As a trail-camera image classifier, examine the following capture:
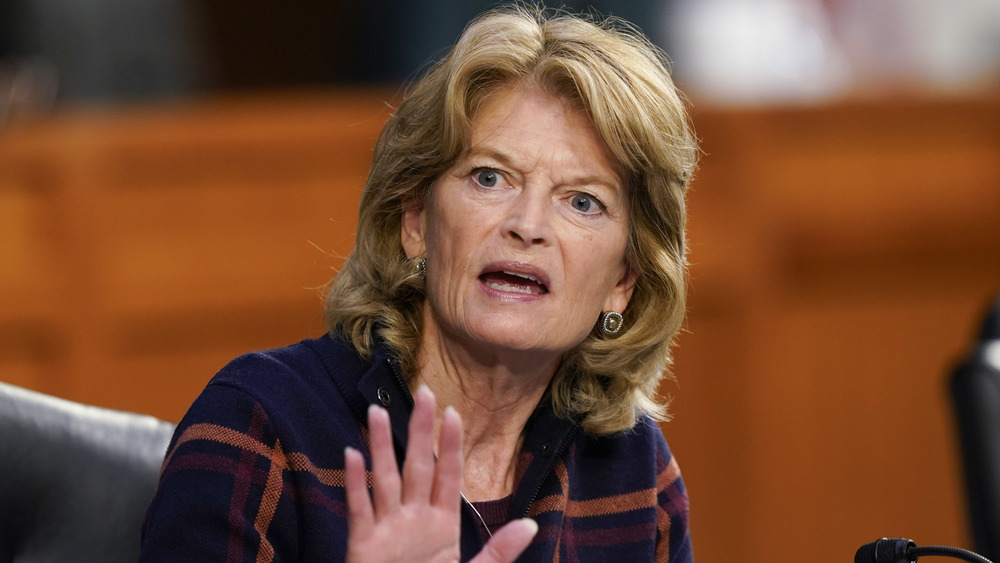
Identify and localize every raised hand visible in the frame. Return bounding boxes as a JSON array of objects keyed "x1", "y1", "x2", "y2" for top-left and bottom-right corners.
[{"x1": 344, "y1": 385, "x2": 537, "y2": 563}]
